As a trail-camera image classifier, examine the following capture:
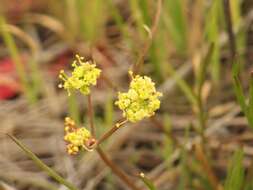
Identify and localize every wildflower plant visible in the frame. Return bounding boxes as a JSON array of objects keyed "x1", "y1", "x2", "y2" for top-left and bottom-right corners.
[
  {"x1": 9, "y1": 53, "x2": 162, "y2": 190},
  {"x1": 58, "y1": 55, "x2": 161, "y2": 190},
  {"x1": 6, "y1": 0, "x2": 165, "y2": 188}
]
